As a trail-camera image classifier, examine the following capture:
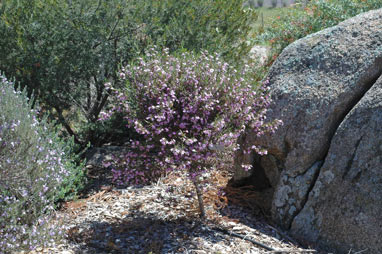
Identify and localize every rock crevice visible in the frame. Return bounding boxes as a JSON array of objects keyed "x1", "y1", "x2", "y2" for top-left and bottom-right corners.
[
  {"x1": 291, "y1": 65, "x2": 382, "y2": 226},
  {"x1": 286, "y1": 160, "x2": 322, "y2": 229},
  {"x1": 291, "y1": 75, "x2": 382, "y2": 253}
]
